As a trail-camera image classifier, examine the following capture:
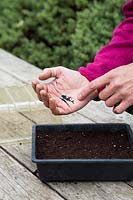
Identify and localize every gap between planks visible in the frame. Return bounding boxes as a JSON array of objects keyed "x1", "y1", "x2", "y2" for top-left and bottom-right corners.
[
  {"x1": 0, "y1": 146, "x2": 67, "y2": 200},
  {"x1": 1, "y1": 143, "x2": 133, "y2": 200}
]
